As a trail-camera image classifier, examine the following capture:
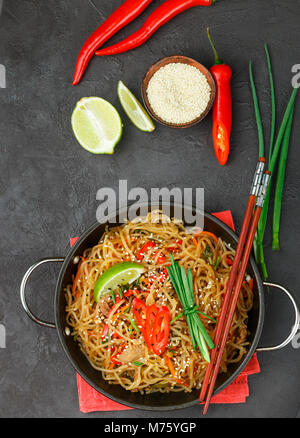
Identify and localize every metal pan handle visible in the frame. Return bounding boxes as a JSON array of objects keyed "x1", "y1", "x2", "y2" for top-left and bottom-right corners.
[
  {"x1": 20, "y1": 258, "x2": 64, "y2": 329},
  {"x1": 256, "y1": 282, "x2": 300, "y2": 352}
]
